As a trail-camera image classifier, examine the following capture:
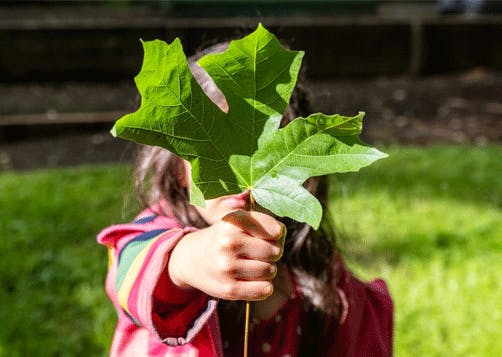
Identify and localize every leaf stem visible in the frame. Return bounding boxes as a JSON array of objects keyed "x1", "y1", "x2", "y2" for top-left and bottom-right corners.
[
  {"x1": 249, "y1": 192, "x2": 256, "y2": 211},
  {"x1": 244, "y1": 301, "x2": 250, "y2": 357}
]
